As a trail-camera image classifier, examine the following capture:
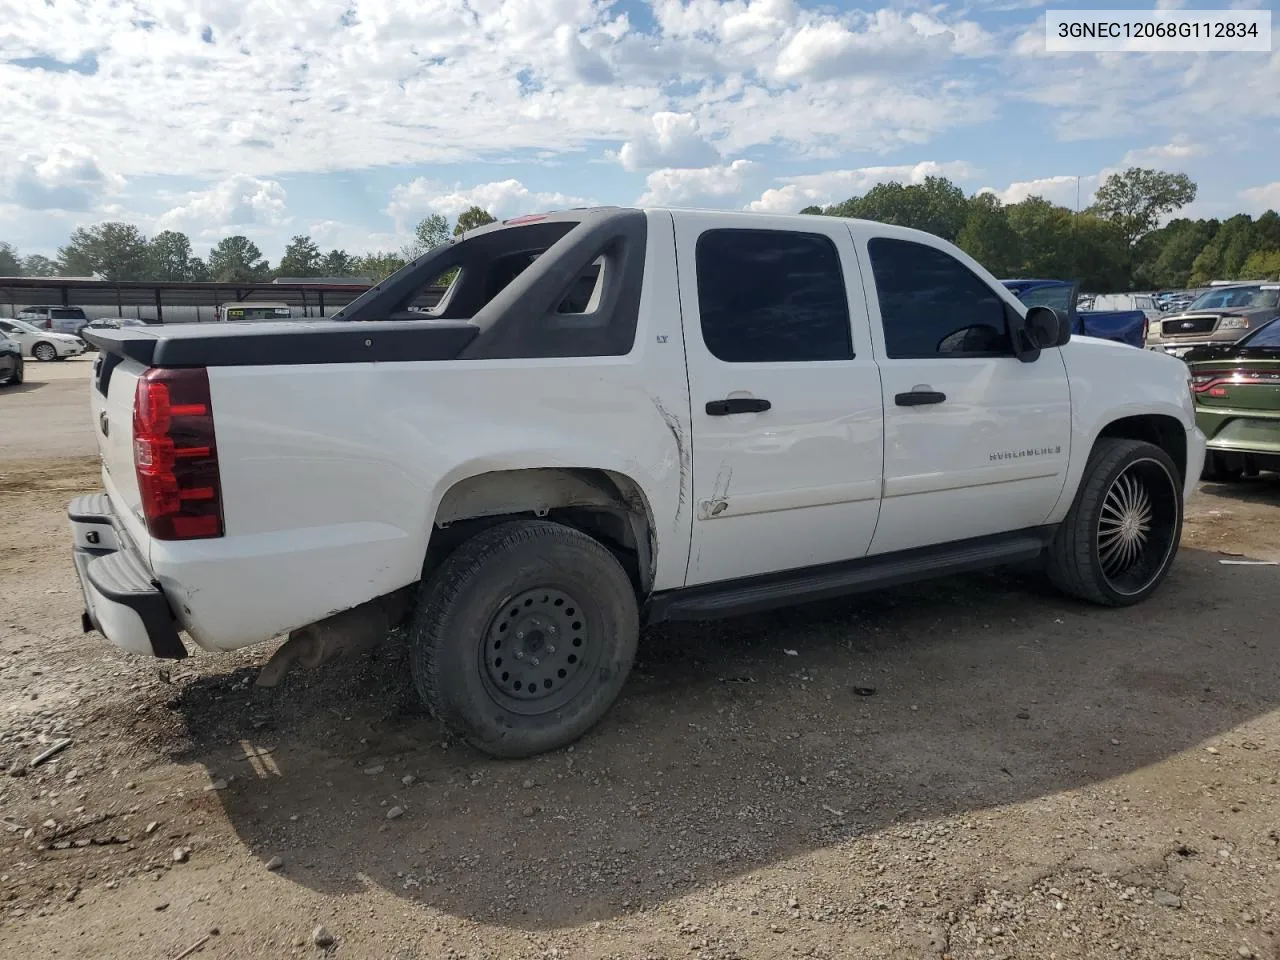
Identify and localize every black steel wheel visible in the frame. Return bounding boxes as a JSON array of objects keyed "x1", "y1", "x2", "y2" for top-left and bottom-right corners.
[
  {"x1": 409, "y1": 519, "x2": 639, "y2": 759},
  {"x1": 1047, "y1": 438, "x2": 1183, "y2": 606}
]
